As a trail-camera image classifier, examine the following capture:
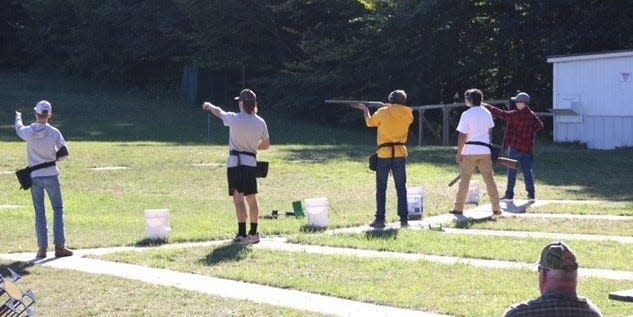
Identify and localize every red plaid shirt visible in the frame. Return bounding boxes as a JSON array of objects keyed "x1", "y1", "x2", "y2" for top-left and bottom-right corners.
[{"x1": 485, "y1": 104, "x2": 544, "y2": 153}]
